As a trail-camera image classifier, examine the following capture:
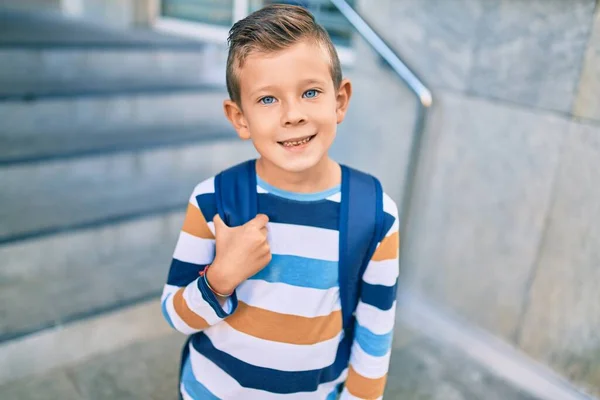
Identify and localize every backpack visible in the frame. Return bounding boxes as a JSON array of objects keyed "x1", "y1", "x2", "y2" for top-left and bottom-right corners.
[
  {"x1": 214, "y1": 159, "x2": 386, "y2": 336},
  {"x1": 178, "y1": 159, "x2": 386, "y2": 394}
]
